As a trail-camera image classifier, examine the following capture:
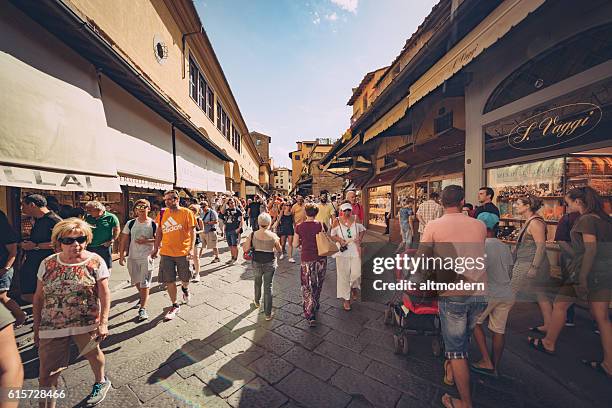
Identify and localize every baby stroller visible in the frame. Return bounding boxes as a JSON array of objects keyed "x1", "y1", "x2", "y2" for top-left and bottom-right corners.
[{"x1": 383, "y1": 249, "x2": 443, "y2": 356}]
